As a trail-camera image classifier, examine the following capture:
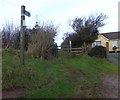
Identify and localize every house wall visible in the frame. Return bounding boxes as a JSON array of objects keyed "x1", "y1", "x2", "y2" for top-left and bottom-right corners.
[
  {"x1": 109, "y1": 40, "x2": 114, "y2": 51},
  {"x1": 92, "y1": 34, "x2": 120, "y2": 52},
  {"x1": 92, "y1": 35, "x2": 108, "y2": 47}
]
